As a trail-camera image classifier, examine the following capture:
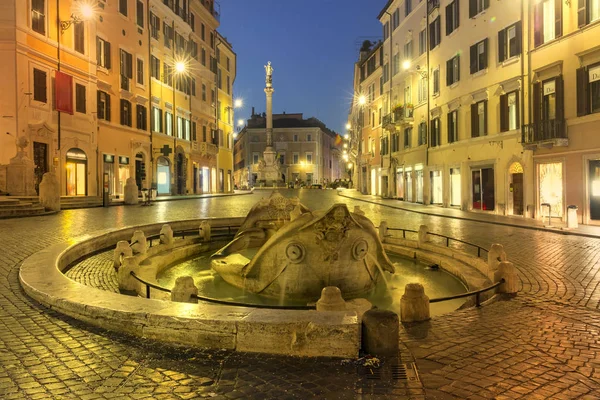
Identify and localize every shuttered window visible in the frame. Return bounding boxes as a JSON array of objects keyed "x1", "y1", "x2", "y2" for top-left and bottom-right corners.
[
  {"x1": 469, "y1": 39, "x2": 488, "y2": 74},
  {"x1": 120, "y1": 99, "x2": 132, "y2": 127},
  {"x1": 471, "y1": 100, "x2": 488, "y2": 137},
  {"x1": 97, "y1": 91, "x2": 110, "y2": 121},
  {"x1": 446, "y1": 1, "x2": 459, "y2": 36},
  {"x1": 446, "y1": 55, "x2": 460, "y2": 86},
  {"x1": 33, "y1": 68, "x2": 47, "y2": 103},
  {"x1": 75, "y1": 84, "x2": 86, "y2": 113},
  {"x1": 136, "y1": 105, "x2": 147, "y2": 130},
  {"x1": 498, "y1": 22, "x2": 522, "y2": 62},
  {"x1": 577, "y1": 65, "x2": 600, "y2": 116},
  {"x1": 448, "y1": 110, "x2": 458, "y2": 143},
  {"x1": 469, "y1": 0, "x2": 489, "y2": 18},
  {"x1": 429, "y1": 17, "x2": 441, "y2": 49},
  {"x1": 534, "y1": 0, "x2": 562, "y2": 47},
  {"x1": 500, "y1": 91, "x2": 520, "y2": 132},
  {"x1": 31, "y1": 0, "x2": 45, "y2": 35},
  {"x1": 431, "y1": 118, "x2": 441, "y2": 147}
]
